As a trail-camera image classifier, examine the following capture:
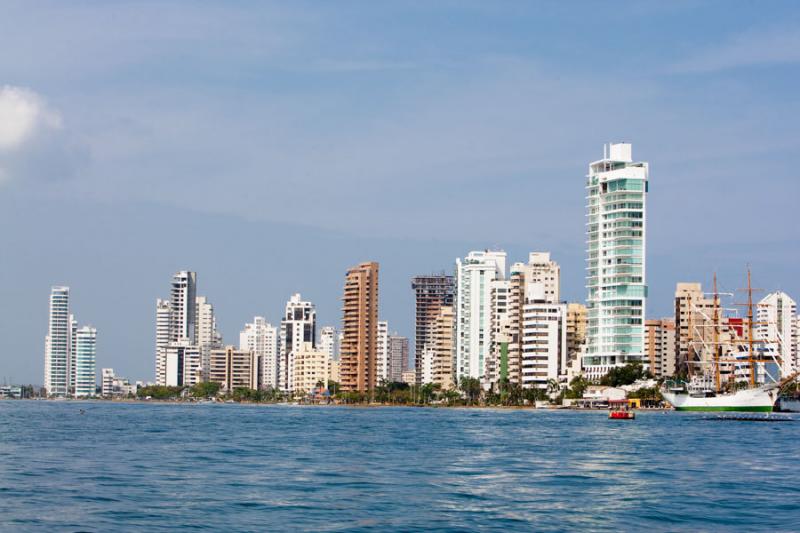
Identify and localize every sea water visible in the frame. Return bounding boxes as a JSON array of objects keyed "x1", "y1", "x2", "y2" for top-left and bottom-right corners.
[{"x1": 1, "y1": 401, "x2": 798, "y2": 531}]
